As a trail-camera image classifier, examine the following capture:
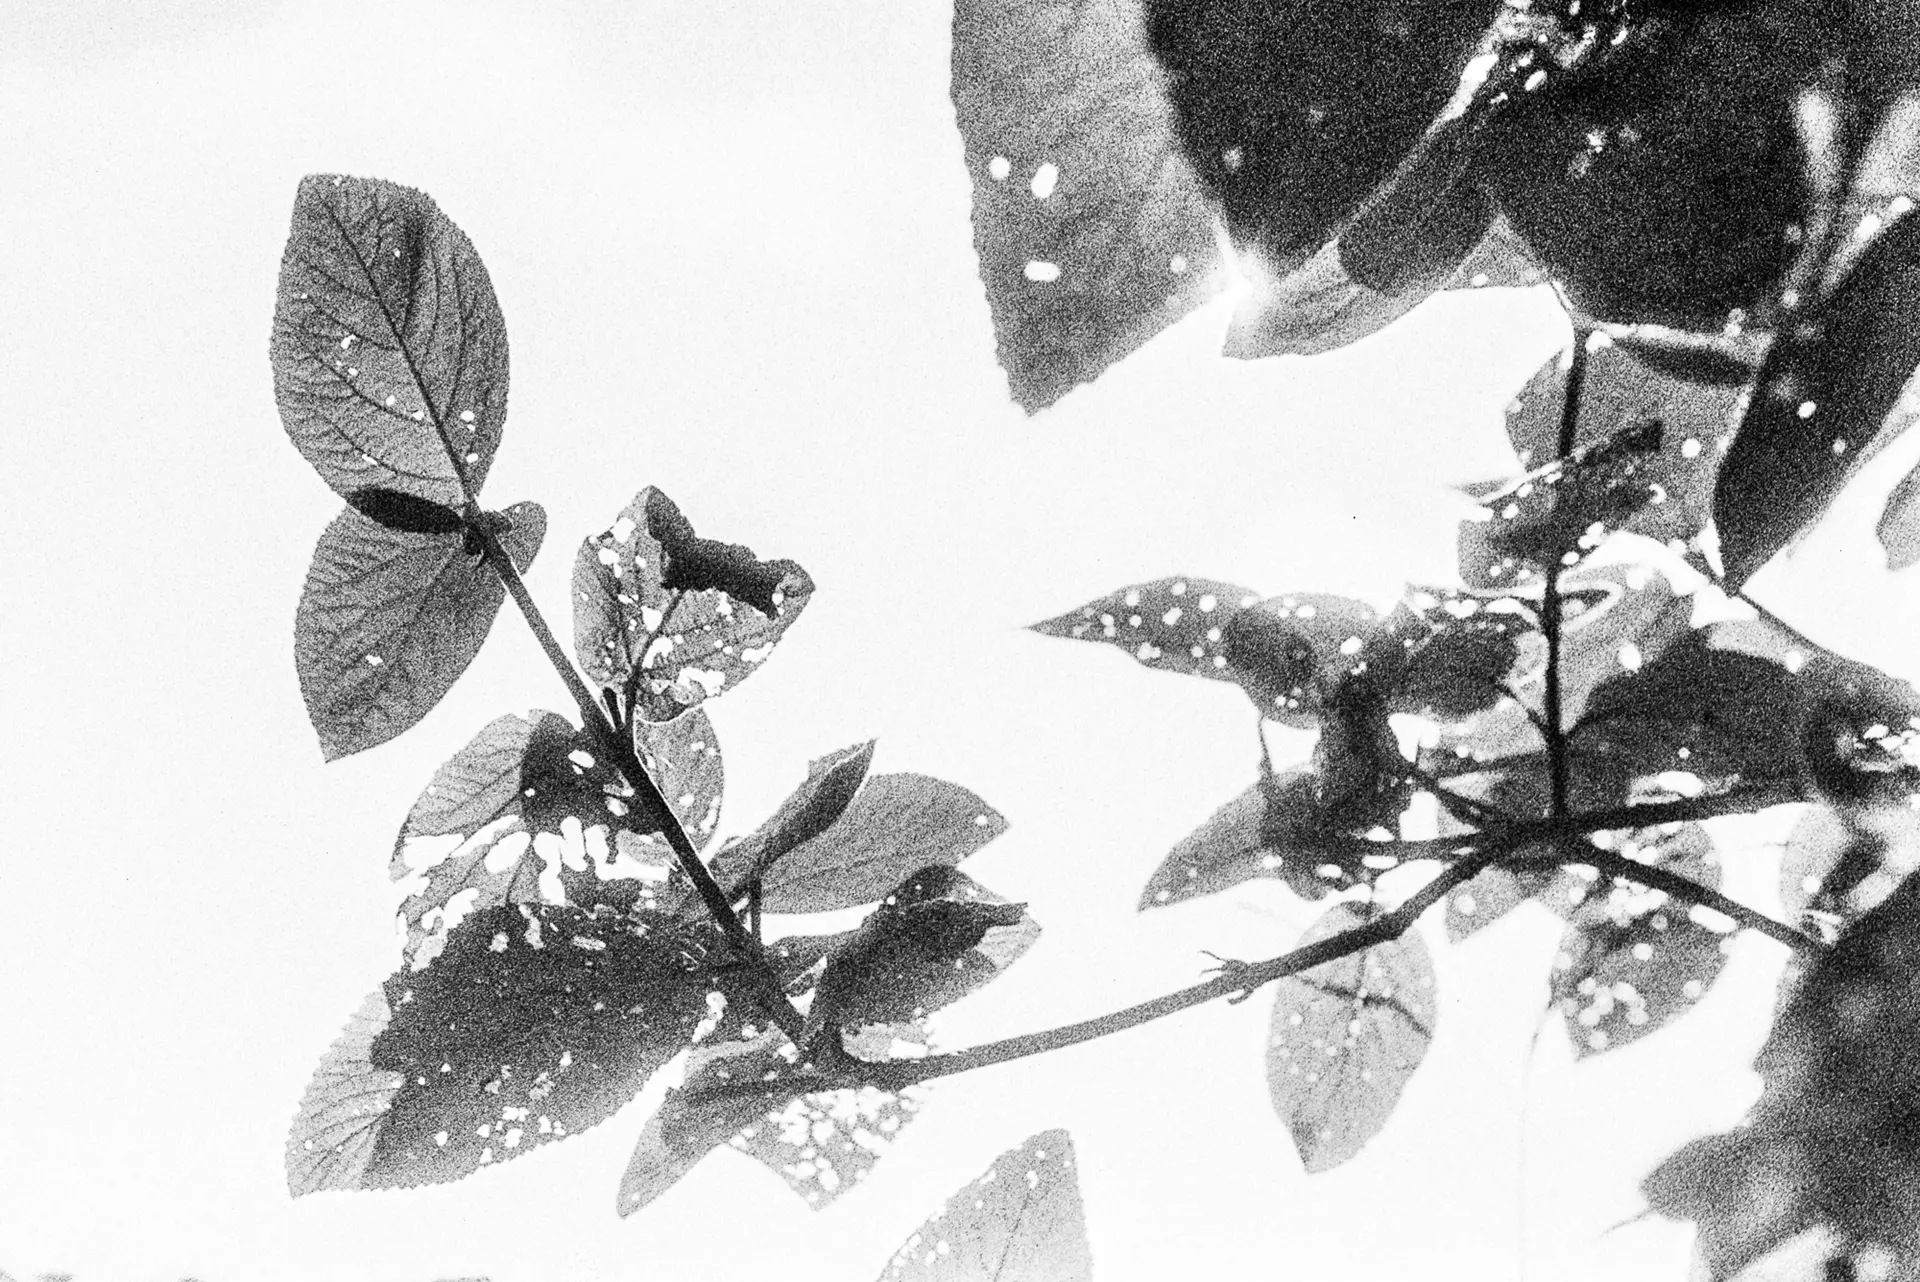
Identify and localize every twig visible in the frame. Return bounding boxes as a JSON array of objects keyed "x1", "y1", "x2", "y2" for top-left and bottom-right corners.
[{"x1": 1509, "y1": 848, "x2": 1820, "y2": 955}]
